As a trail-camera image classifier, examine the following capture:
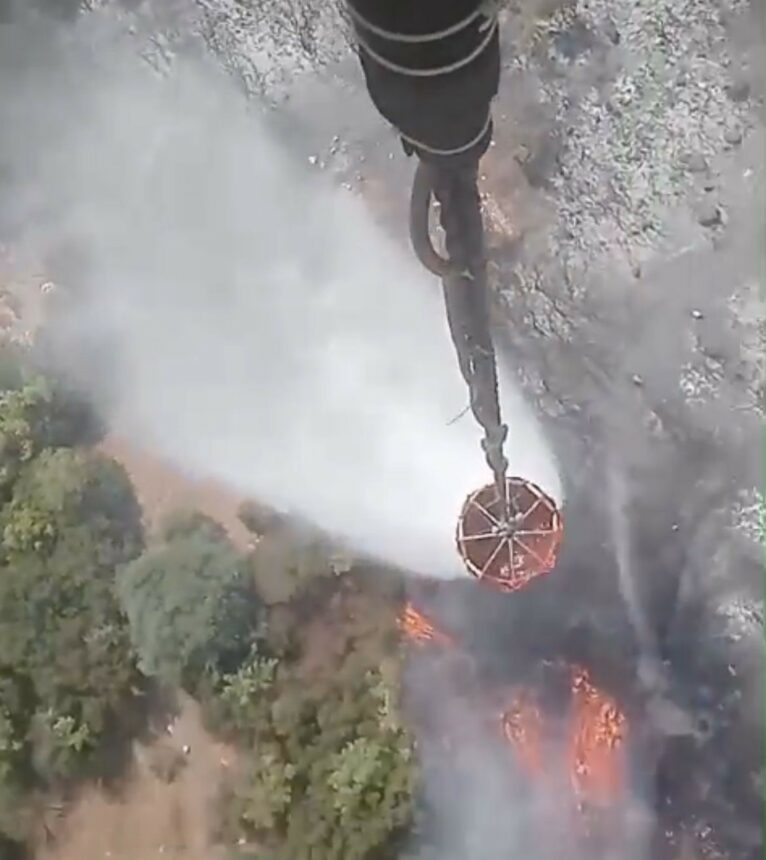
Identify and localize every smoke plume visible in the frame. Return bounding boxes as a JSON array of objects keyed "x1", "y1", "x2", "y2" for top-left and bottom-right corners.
[{"x1": 0, "y1": 10, "x2": 560, "y2": 577}]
